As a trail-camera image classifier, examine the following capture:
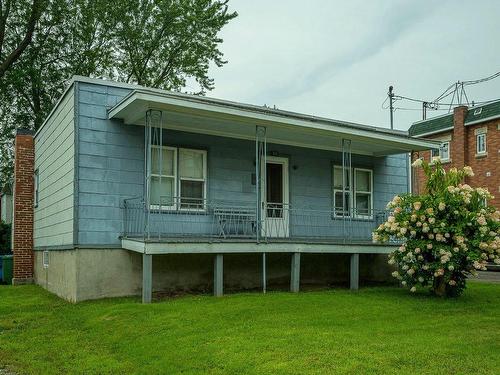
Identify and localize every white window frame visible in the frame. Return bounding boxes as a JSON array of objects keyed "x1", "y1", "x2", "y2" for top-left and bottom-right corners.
[
  {"x1": 431, "y1": 141, "x2": 450, "y2": 162},
  {"x1": 150, "y1": 145, "x2": 177, "y2": 210},
  {"x1": 353, "y1": 168, "x2": 373, "y2": 219},
  {"x1": 476, "y1": 133, "x2": 486, "y2": 154},
  {"x1": 34, "y1": 169, "x2": 39, "y2": 208},
  {"x1": 178, "y1": 148, "x2": 207, "y2": 212},
  {"x1": 440, "y1": 141, "x2": 450, "y2": 161},
  {"x1": 42, "y1": 250, "x2": 49, "y2": 269},
  {"x1": 332, "y1": 165, "x2": 352, "y2": 218}
]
